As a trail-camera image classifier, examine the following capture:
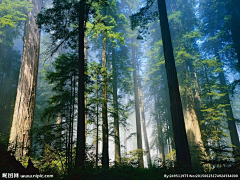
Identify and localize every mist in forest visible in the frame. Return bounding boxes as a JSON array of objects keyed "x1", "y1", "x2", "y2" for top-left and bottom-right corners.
[{"x1": 1, "y1": 0, "x2": 240, "y2": 178}]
